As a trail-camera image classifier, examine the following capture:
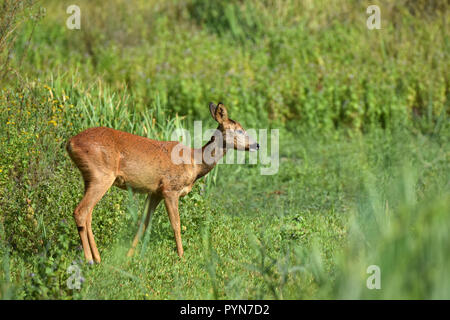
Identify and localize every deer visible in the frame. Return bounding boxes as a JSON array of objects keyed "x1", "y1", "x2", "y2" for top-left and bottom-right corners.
[{"x1": 66, "y1": 102, "x2": 259, "y2": 264}]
